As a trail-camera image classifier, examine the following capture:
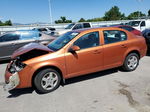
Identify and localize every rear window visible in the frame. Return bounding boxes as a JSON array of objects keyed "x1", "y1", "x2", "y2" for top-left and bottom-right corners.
[
  {"x1": 20, "y1": 31, "x2": 41, "y2": 40},
  {"x1": 120, "y1": 26, "x2": 134, "y2": 32}
]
